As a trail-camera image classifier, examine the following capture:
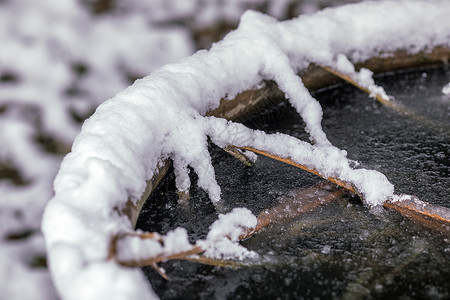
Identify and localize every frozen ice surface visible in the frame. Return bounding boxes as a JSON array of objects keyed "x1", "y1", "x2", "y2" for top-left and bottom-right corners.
[
  {"x1": 138, "y1": 129, "x2": 450, "y2": 299},
  {"x1": 34, "y1": 1, "x2": 450, "y2": 299}
]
